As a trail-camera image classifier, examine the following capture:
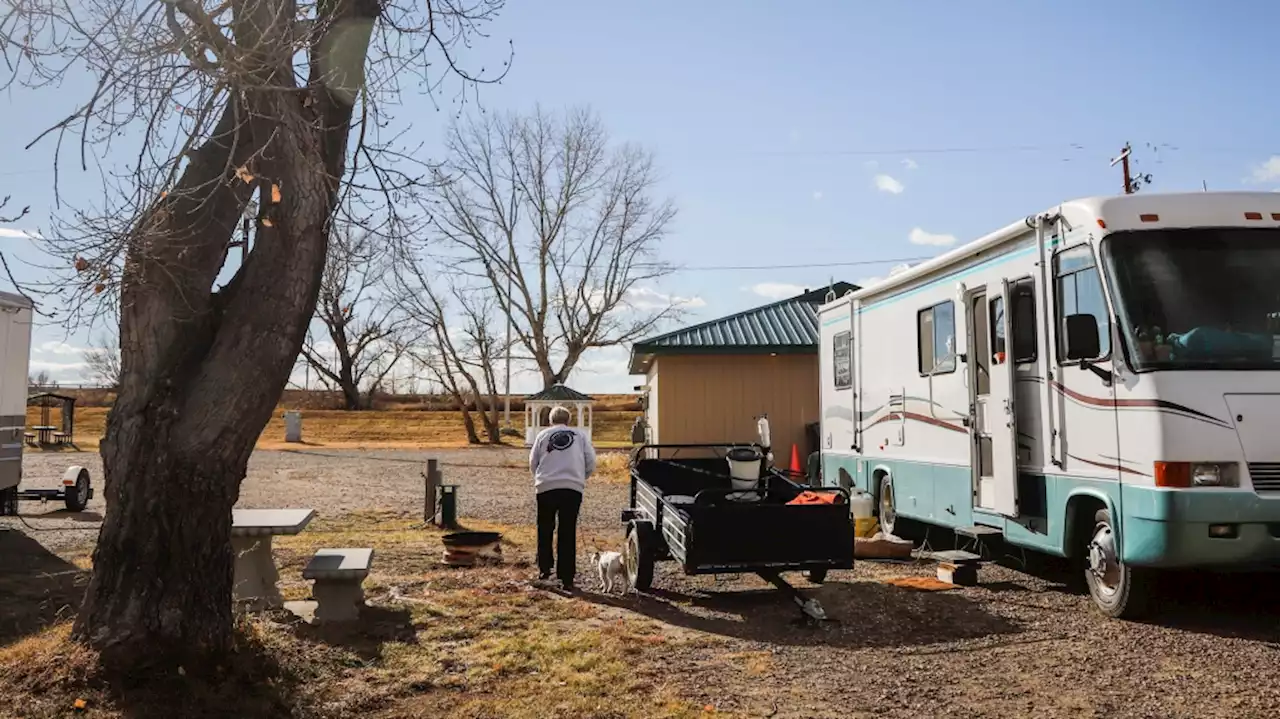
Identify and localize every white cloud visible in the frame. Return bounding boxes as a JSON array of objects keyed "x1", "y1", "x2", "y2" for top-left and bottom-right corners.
[
  {"x1": 625, "y1": 287, "x2": 705, "y2": 310},
  {"x1": 855, "y1": 263, "x2": 913, "y2": 290},
  {"x1": 1252, "y1": 156, "x2": 1280, "y2": 183},
  {"x1": 812, "y1": 190, "x2": 824, "y2": 201},
  {"x1": 908, "y1": 227, "x2": 957, "y2": 247},
  {"x1": 0, "y1": 228, "x2": 38, "y2": 239},
  {"x1": 874, "y1": 174, "x2": 905, "y2": 194},
  {"x1": 863, "y1": 160, "x2": 879, "y2": 171},
  {"x1": 902, "y1": 158, "x2": 919, "y2": 170},
  {"x1": 747, "y1": 282, "x2": 806, "y2": 300},
  {"x1": 34, "y1": 341, "x2": 85, "y2": 356}
]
